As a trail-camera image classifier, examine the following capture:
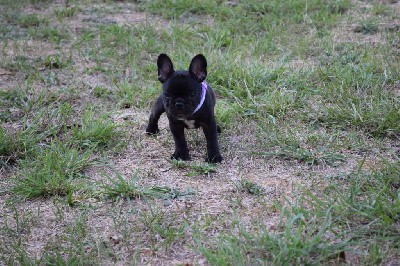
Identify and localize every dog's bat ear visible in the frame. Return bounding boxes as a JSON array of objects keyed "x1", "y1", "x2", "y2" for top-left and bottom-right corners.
[
  {"x1": 189, "y1": 54, "x2": 207, "y2": 82},
  {"x1": 157, "y1": 54, "x2": 174, "y2": 83}
]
